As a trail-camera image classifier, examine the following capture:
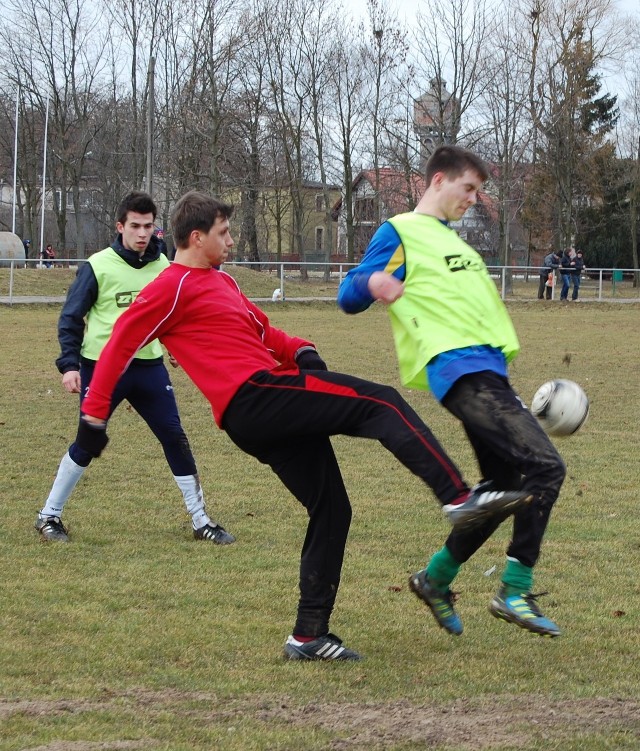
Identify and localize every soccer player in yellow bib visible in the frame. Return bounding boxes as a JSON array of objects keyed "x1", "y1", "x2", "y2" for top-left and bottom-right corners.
[
  {"x1": 35, "y1": 192, "x2": 234, "y2": 546},
  {"x1": 338, "y1": 146, "x2": 566, "y2": 637}
]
